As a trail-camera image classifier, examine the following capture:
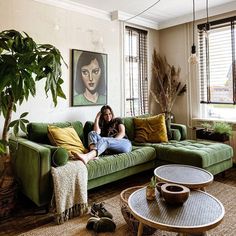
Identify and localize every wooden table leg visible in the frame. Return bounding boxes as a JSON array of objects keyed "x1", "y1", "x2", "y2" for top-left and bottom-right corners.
[{"x1": 137, "y1": 222, "x2": 144, "y2": 236}]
